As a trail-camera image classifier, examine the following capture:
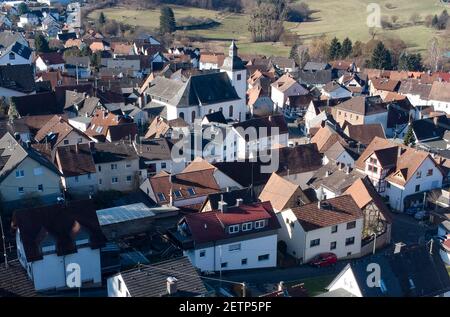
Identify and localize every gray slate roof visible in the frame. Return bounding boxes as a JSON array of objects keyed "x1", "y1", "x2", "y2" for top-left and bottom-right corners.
[{"x1": 118, "y1": 256, "x2": 208, "y2": 297}]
